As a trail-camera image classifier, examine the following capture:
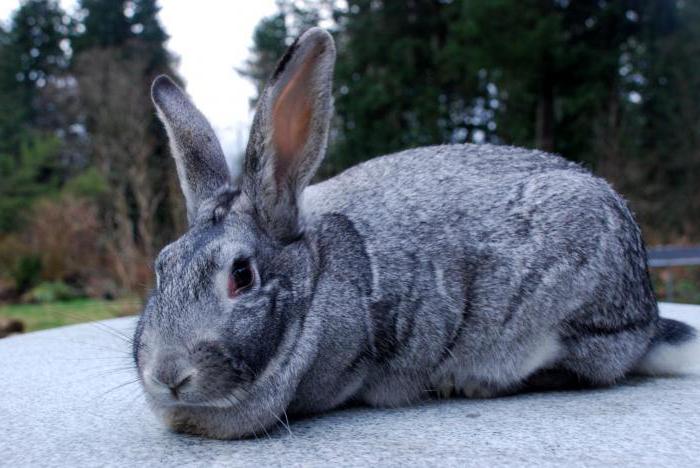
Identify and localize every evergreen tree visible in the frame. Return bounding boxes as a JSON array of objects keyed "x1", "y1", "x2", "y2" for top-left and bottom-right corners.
[
  {"x1": 0, "y1": 0, "x2": 71, "y2": 153},
  {"x1": 0, "y1": 135, "x2": 62, "y2": 231},
  {"x1": 73, "y1": 0, "x2": 131, "y2": 51},
  {"x1": 130, "y1": 0, "x2": 169, "y2": 68},
  {"x1": 0, "y1": 0, "x2": 72, "y2": 234},
  {"x1": 239, "y1": 12, "x2": 288, "y2": 108}
]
